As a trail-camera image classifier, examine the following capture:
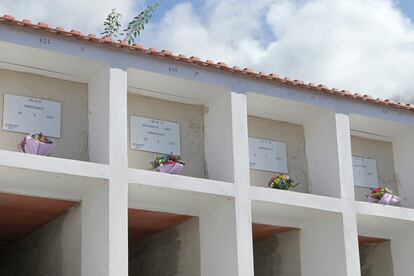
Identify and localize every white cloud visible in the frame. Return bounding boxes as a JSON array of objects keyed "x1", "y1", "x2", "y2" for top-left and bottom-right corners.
[
  {"x1": 1, "y1": 0, "x2": 414, "y2": 101},
  {"x1": 142, "y1": 0, "x2": 414, "y2": 101},
  {"x1": 0, "y1": 0, "x2": 137, "y2": 34}
]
